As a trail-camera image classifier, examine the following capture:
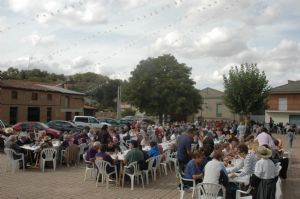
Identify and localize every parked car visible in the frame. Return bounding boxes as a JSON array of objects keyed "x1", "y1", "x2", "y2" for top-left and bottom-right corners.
[
  {"x1": 73, "y1": 116, "x2": 110, "y2": 128},
  {"x1": 12, "y1": 122, "x2": 61, "y2": 139},
  {"x1": 98, "y1": 118, "x2": 120, "y2": 127},
  {"x1": 47, "y1": 120, "x2": 83, "y2": 133}
]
